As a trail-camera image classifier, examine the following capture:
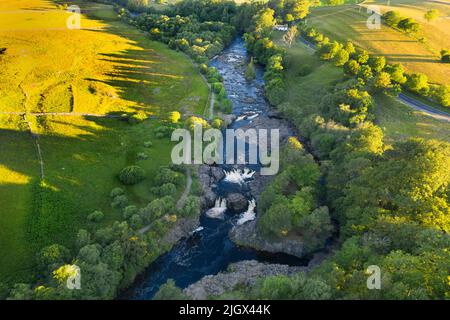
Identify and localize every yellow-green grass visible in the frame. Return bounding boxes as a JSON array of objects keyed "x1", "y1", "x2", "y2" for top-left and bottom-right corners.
[
  {"x1": 271, "y1": 30, "x2": 450, "y2": 143},
  {"x1": 362, "y1": 0, "x2": 450, "y2": 56},
  {"x1": 374, "y1": 93, "x2": 450, "y2": 144},
  {"x1": 0, "y1": 0, "x2": 207, "y2": 282},
  {"x1": 272, "y1": 30, "x2": 343, "y2": 115},
  {"x1": 307, "y1": 4, "x2": 450, "y2": 85}
]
